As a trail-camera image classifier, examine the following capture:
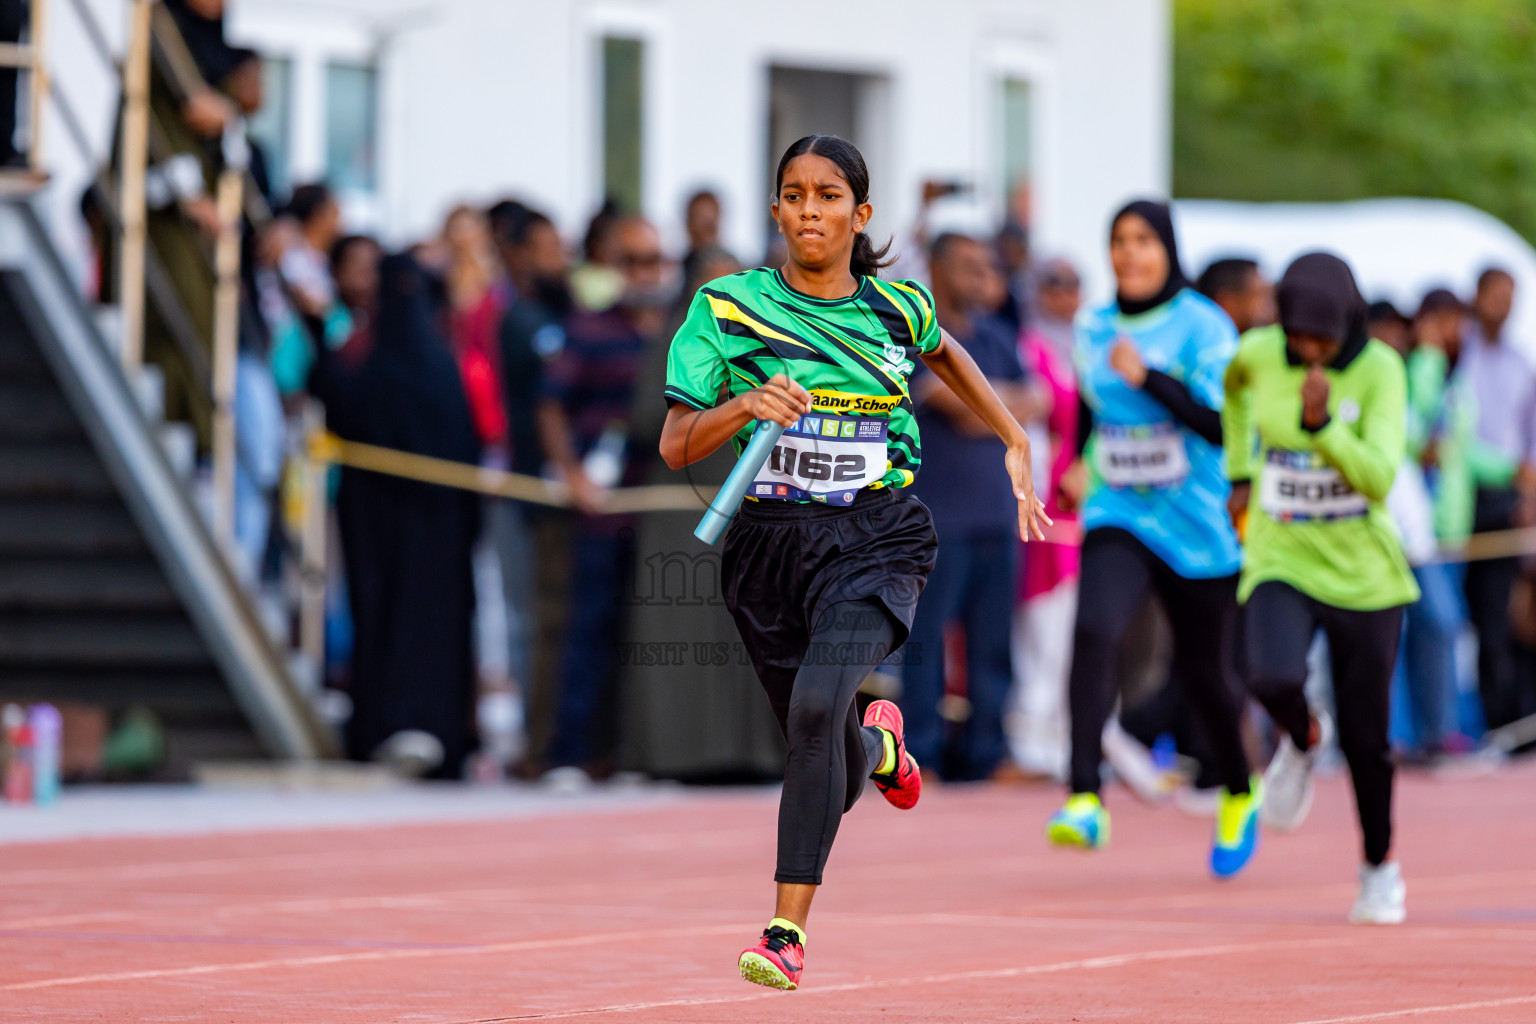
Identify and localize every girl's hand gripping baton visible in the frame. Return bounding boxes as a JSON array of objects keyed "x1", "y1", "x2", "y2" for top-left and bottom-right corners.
[{"x1": 693, "y1": 420, "x2": 787, "y2": 544}]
